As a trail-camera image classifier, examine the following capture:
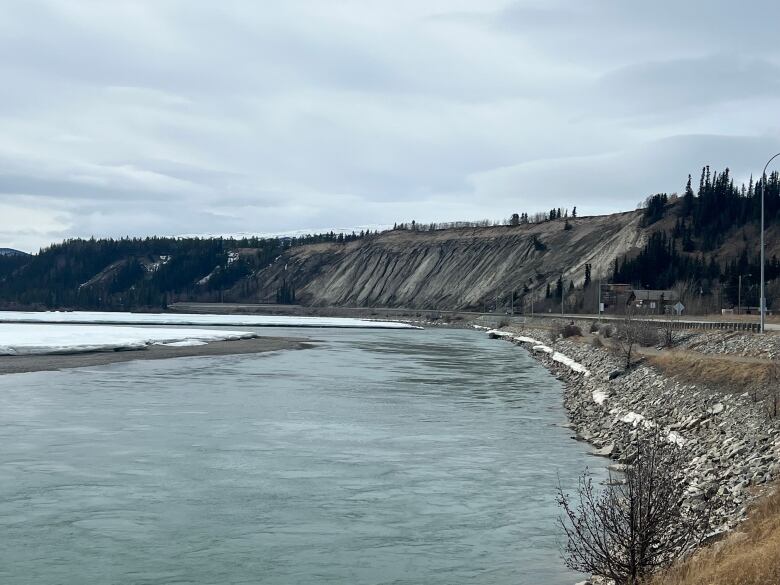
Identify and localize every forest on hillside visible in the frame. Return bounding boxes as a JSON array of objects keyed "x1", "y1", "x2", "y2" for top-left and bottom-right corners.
[
  {"x1": 611, "y1": 167, "x2": 780, "y2": 311},
  {"x1": 0, "y1": 230, "x2": 373, "y2": 310}
]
